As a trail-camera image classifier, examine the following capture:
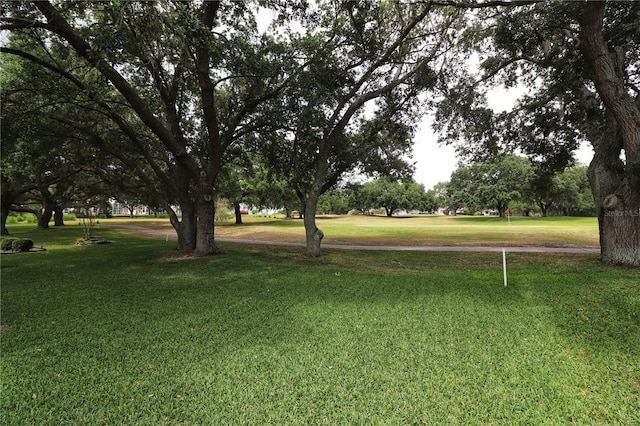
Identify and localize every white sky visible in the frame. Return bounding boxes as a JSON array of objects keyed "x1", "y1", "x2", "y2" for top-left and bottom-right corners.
[{"x1": 411, "y1": 88, "x2": 595, "y2": 190}]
